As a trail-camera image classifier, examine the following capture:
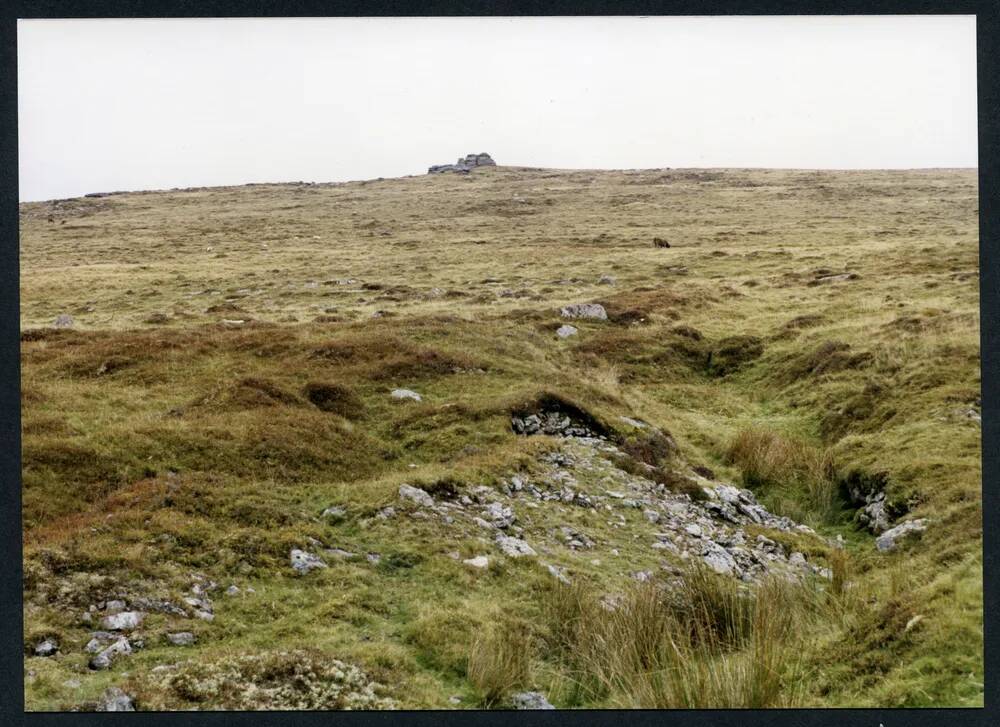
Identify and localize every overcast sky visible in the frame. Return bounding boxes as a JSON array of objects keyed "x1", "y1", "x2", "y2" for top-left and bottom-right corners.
[{"x1": 18, "y1": 15, "x2": 977, "y2": 202}]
